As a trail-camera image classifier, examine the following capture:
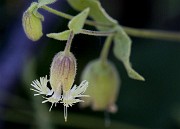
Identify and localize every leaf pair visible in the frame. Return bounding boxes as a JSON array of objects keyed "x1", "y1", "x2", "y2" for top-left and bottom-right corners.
[
  {"x1": 67, "y1": 0, "x2": 117, "y2": 31},
  {"x1": 66, "y1": 0, "x2": 145, "y2": 81},
  {"x1": 47, "y1": 8, "x2": 90, "y2": 40}
]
